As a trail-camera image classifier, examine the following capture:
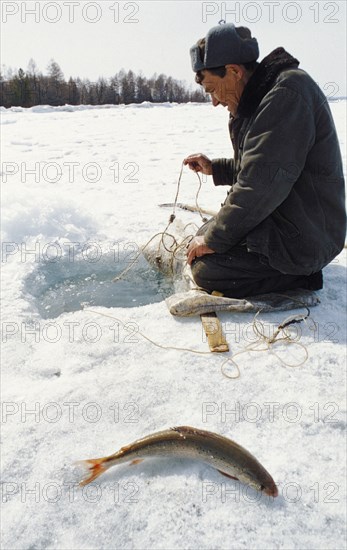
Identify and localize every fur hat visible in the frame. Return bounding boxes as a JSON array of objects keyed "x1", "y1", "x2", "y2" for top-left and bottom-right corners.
[{"x1": 190, "y1": 23, "x2": 259, "y2": 72}]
